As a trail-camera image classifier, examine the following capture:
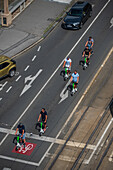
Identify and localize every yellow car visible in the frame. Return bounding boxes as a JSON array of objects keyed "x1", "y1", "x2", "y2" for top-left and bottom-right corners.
[{"x1": 0, "y1": 55, "x2": 16, "y2": 78}]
